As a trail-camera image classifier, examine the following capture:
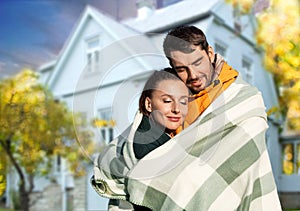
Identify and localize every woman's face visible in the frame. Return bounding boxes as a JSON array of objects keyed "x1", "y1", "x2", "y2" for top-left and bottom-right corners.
[{"x1": 145, "y1": 79, "x2": 189, "y2": 132}]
